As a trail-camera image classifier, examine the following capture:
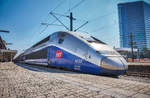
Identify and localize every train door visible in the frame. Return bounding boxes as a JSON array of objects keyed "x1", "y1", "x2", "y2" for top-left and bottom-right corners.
[
  {"x1": 48, "y1": 47, "x2": 56, "y2": 65},
  {"x1": 47, "y1": 47, "x2": 51, "y2": 65},
  {"x1": 48, "y1": 33, "x2": 58, "y2": 65}
]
